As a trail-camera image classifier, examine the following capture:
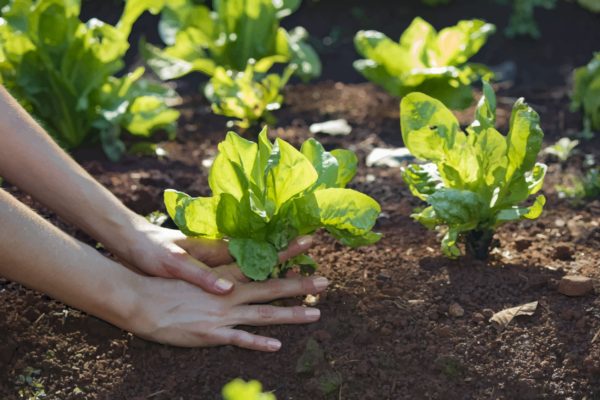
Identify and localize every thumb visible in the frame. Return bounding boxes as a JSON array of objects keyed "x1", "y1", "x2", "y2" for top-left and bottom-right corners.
[
  {"x1": 277, "y1": 235, "x2": 314, "y2": 263},
  {"x1": 163, "y1": 244, "x2": 234, "y2": 295}
]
